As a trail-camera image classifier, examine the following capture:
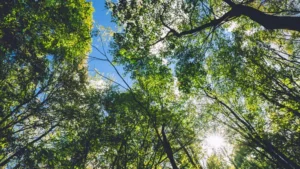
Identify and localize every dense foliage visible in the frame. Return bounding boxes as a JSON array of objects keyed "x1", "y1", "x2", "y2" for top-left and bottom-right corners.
[
  {"x1": 106, "y1": 0, "x2": 300, "y2": 168},
  {"x1": 1, "y1": 0, "x2": 300, "y2": 168},
  {"x1": 0, "y1": 0, "x2": 93, "y2": 167}
]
